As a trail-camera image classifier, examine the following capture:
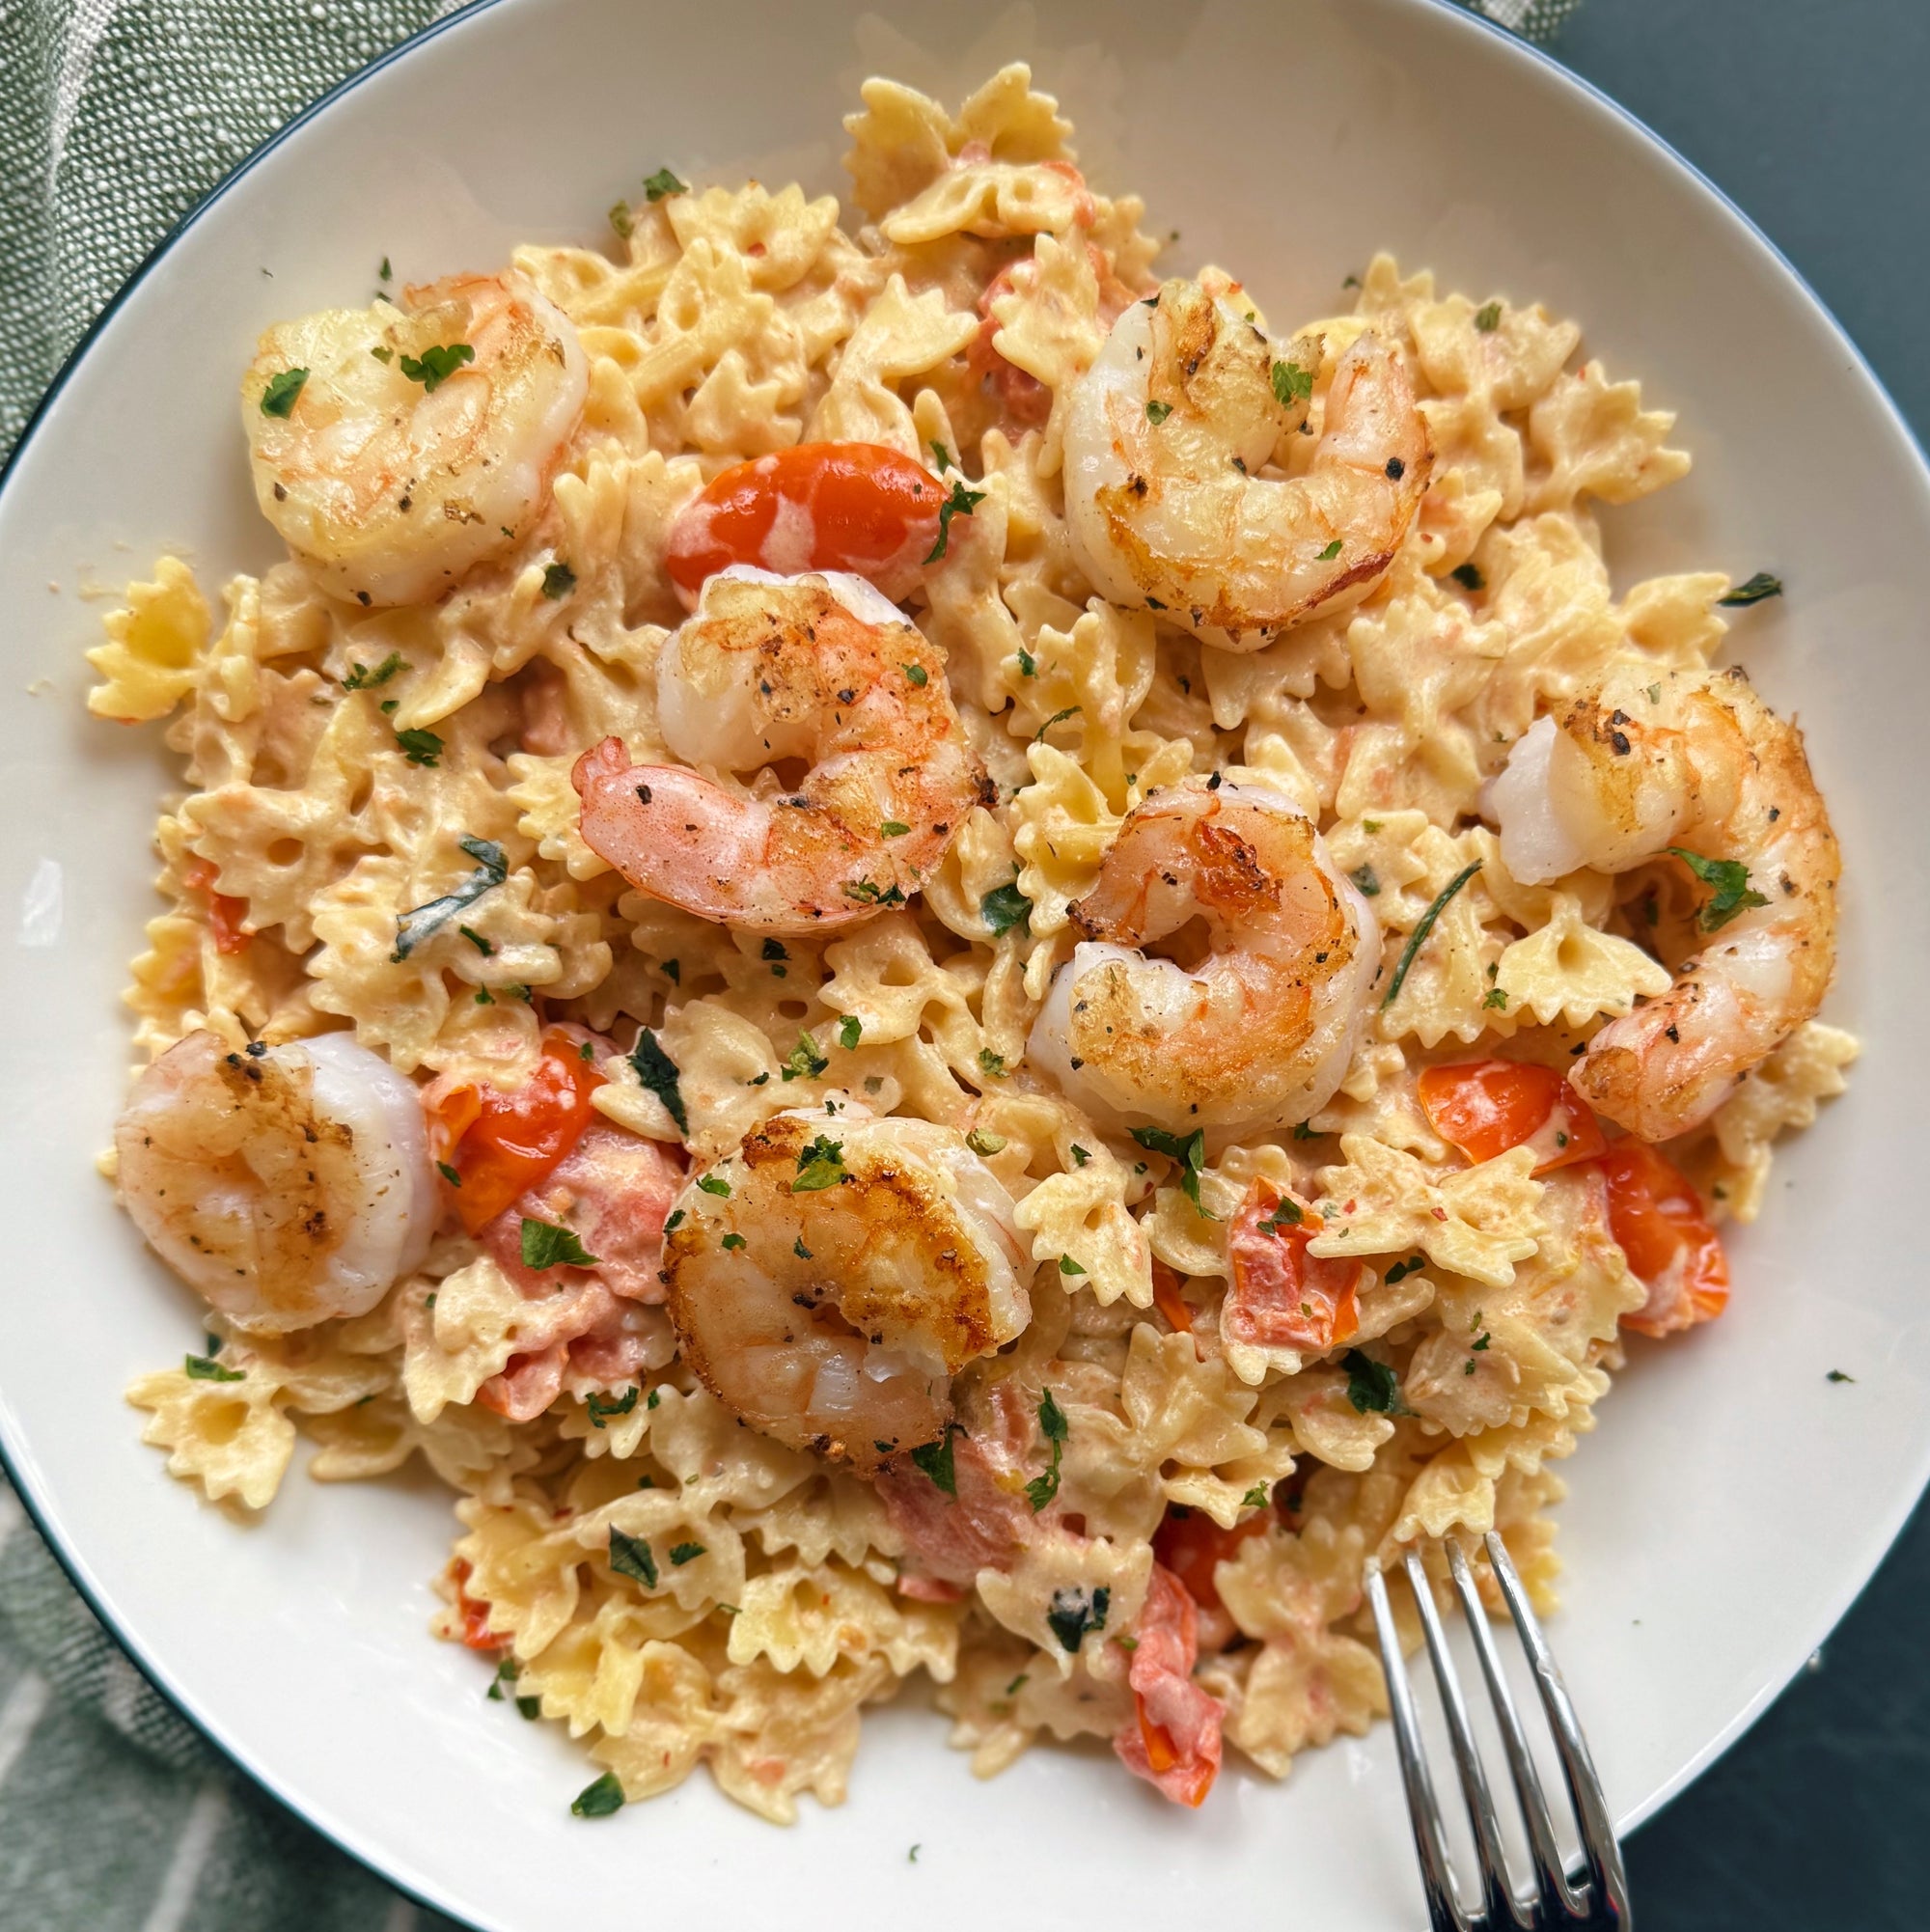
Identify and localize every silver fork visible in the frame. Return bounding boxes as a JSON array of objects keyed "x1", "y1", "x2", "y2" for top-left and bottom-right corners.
[{"x1": 1365, "y1": 1532, "x2": 1632, "y2": 1932}]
